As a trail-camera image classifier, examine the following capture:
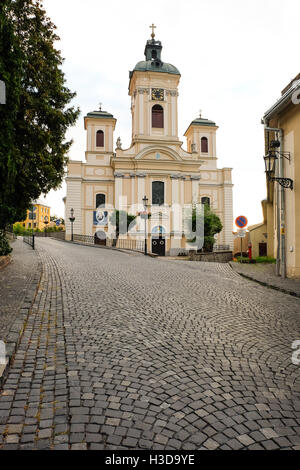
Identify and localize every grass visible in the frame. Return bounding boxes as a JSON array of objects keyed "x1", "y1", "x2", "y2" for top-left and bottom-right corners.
[
  {"x1": 254, "y1": 256, "x2": 276, "y2": 263},
  {"x1": 233, "y1": 256, "x2": 276, "y2": 264}
]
